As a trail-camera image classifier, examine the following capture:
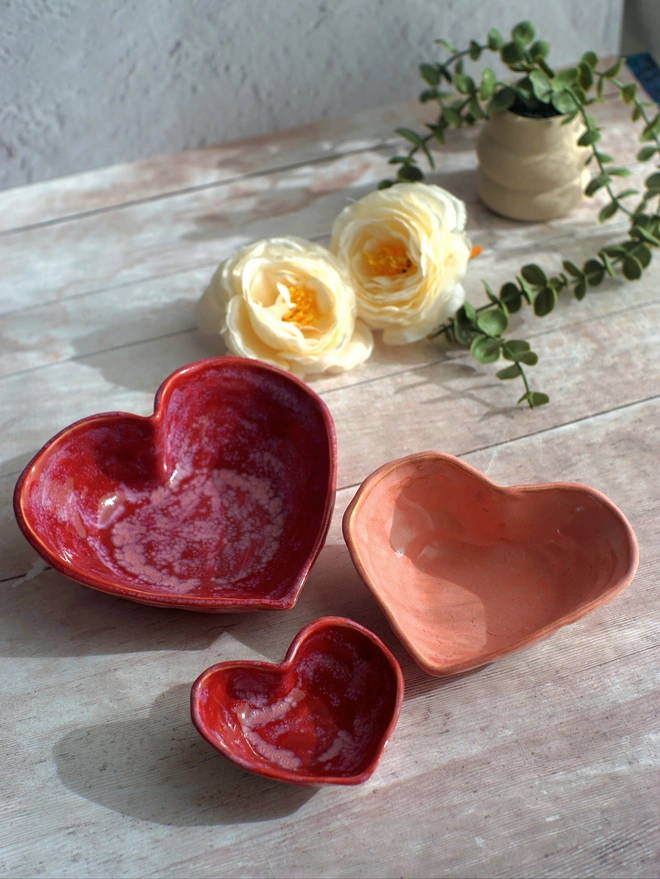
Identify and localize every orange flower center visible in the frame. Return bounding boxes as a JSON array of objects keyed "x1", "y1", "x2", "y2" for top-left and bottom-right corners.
[
  {"x1": 363, "y1": 241, "x2": 414, "y2": 276},
  {"x1": 281, "y1": 283, "x2": 321, "y2": 325}
]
